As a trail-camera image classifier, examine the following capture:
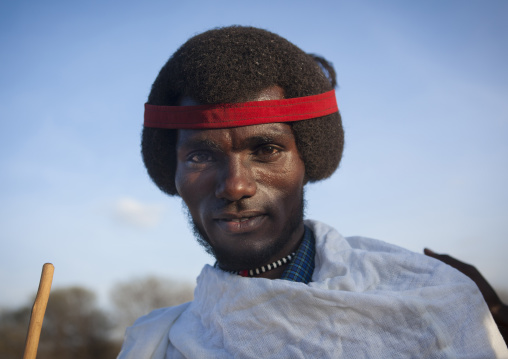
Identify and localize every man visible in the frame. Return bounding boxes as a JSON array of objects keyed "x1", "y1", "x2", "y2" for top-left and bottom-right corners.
[{"x1": 119, "y1": 26, "x2": 507, "y2": 358}]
